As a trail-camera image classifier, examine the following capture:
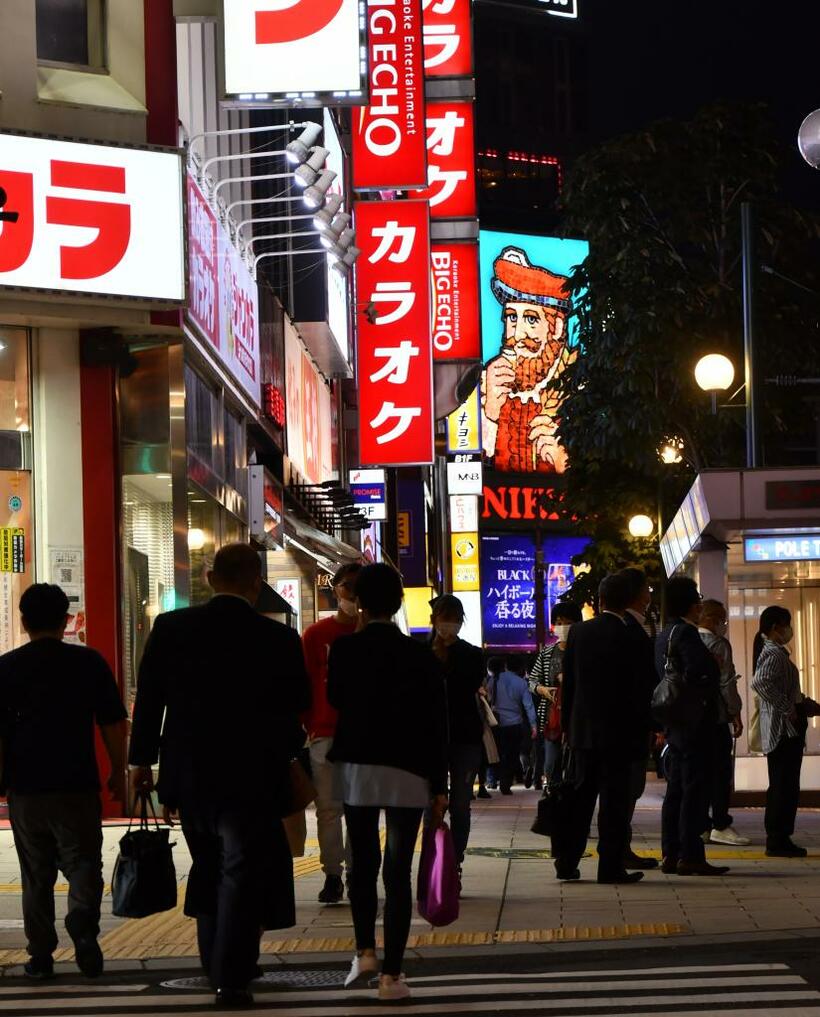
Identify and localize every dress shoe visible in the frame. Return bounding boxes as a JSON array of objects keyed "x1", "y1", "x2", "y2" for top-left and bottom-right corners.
[
  {"x1": 554, "y1": 862, "x2": 581, "y2": 881},
  {"x1": 766, "y1": 839, "x2": 808, "y2": 858},
  {"x1": 318, "y1": 874, "x2": 345, "y2": 904},
  {"x1": 214, "y1": 988, "x2": 254, "y2": 1009},
  {"x1": 524, "y1": 767, "x2": 534, "y2": 789},
  {"x1": 660, "y1": 856, "x2": 679, "y2": 874},
  {"x1": 500, "y1": 787, "x2": 513, "y2": 796},
  {"x1": 477, "y1": 786, "x2": 492, "y2": 799},
  {"x1": 597, "y1": 870, "x2": 644, "y2": 884},
  {"x1": 676, "y1": 860, "x2": 730, "y2": 876},
  {"x1": 623, "y1": 851, "x2": 659, "y2": 870},
  {"x1": 74, "y1": 935, "x2": 103, "y2": 978},
  {"x1": 23, "y1": 956, "x2": 54, "y2": 980}
]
